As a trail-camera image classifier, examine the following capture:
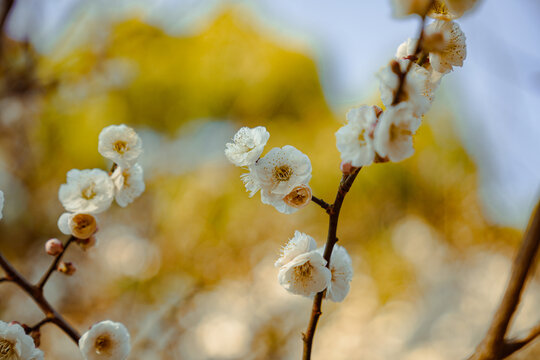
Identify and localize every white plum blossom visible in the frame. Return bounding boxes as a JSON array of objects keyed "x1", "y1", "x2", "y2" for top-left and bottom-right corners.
[
  {"x1": 0, "y1": 321, "x2": 44, "y2": 360},
  {"x1": 374, "y1": 103, "x2": 421, "y2": 162},
  {"x1": 58, "y1": 212, "x2": 98, "y2": 239},
  {"x1": 98, "y1": 124, "x2": 142, "y2": 168},
  {"x1": 391, "y1": 0, "x2": 433, "y2": 17},
  {"x1": 335, "y1": 106, "x2": 380, "y2": 167},
  {"x1": 275, "y1": 231, "x2": 317, "y2": 268},
  {"x1": 59, "y1": 169, "x2": 115, "y2": 214},
  {"x1": 282, "y1": 184, "x2": 312, "y2": 210},
  {"x1": 79, "y1": 320, "x2": 130, "y2": 360},
  {"x1": 110, "y1": 163, "x2": 145, "y2": 207},
  {"x1": 277, "y1": 251, "x2": 331, "y2": 297},
  {"x1": 225, "y1": 126, "x2": 270, "y2": 167},
  {"x1": 377, "y1": 59, "x2": 438, "y2": 117},
  {"x1": 254, "y1": 145, "x2": 311, "y2": 196},
  {"x1": 317, "y1": 245, "x2": 354, "y2": 302},
  {"x1": 424, "y1": 20, "x2": 466, "y2": 74},
  {"x1": 0, "y1": 190, "x2": 3, "y2": 220}
]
